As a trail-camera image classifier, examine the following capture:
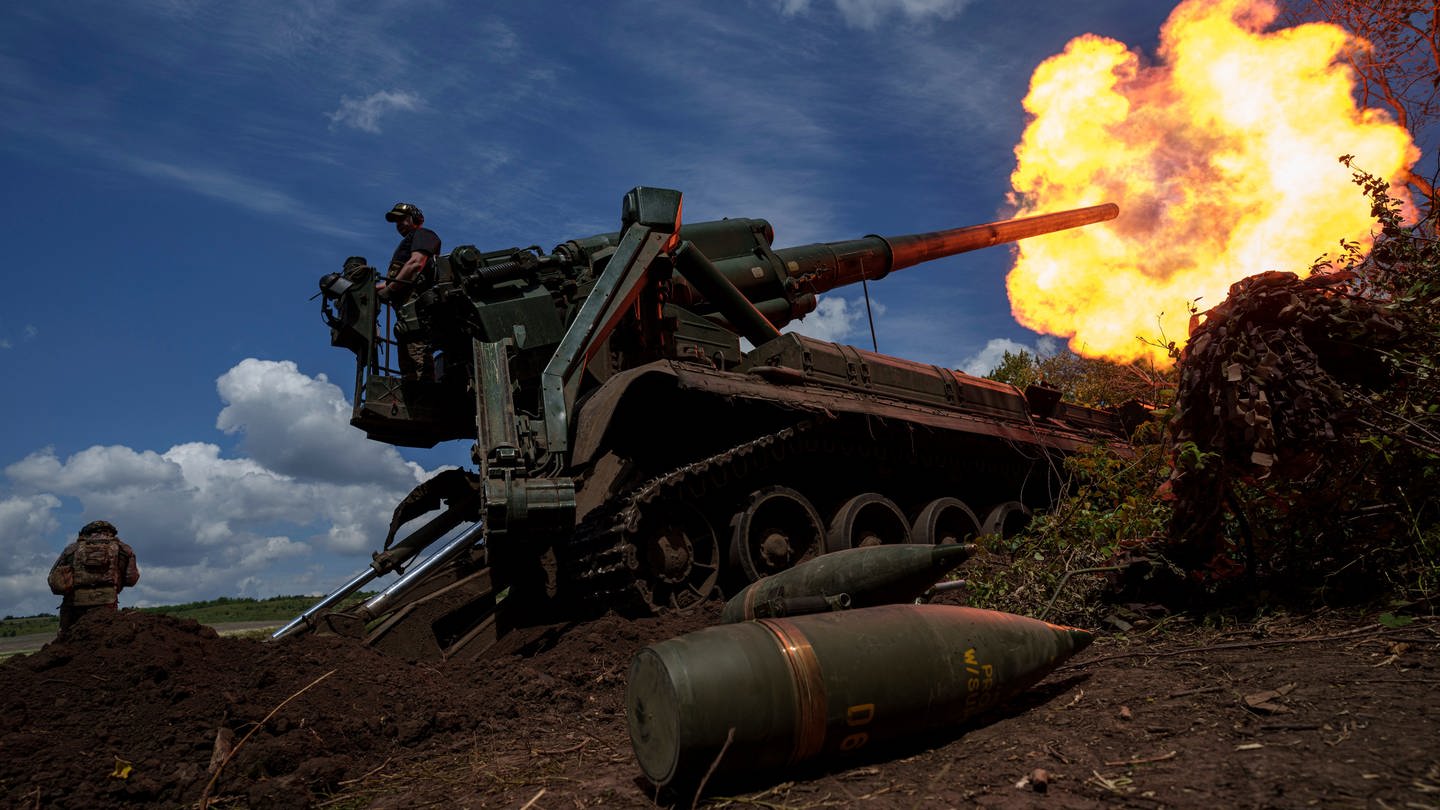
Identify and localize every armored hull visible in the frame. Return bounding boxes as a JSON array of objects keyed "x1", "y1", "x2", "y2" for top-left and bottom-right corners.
[
  {"x1": 558, "y1": 348, "x2": 1131, "y2": 612},
  {"x1": 279, "y1": 188, "x2": 1132, "y2": 659}
]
